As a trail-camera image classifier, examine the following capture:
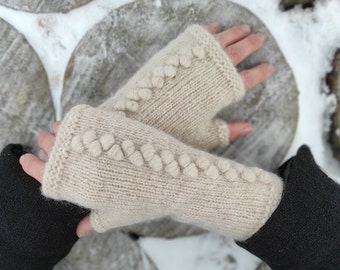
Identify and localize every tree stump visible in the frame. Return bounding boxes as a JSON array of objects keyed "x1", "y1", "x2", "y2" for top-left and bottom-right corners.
[
  {"x1": 327, "y1": 49, "x2": 340, "y2": 161},
  {"x1": 61, "y1": 0, "x2": 298, "y2": 239},
  {"x1": 54, "y1": 229, "x2": 158, "y2": 270},
  {"x1": 0, "y1": 0, "x2": 92, "y2": 13},
  {"x1": 0, "y1": 0, "x2": 299, "y2": 268},
  {"x1": 0, "y1": 19, "x2": 54, "y2": 153}
]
